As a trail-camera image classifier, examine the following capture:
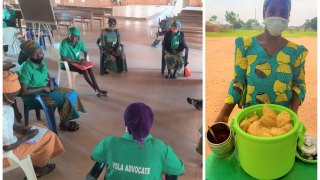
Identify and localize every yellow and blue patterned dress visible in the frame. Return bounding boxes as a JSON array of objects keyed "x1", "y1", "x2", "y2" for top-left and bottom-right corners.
[{"x1": 225, "y1": 37, "x2": 308, "y2": 108}]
